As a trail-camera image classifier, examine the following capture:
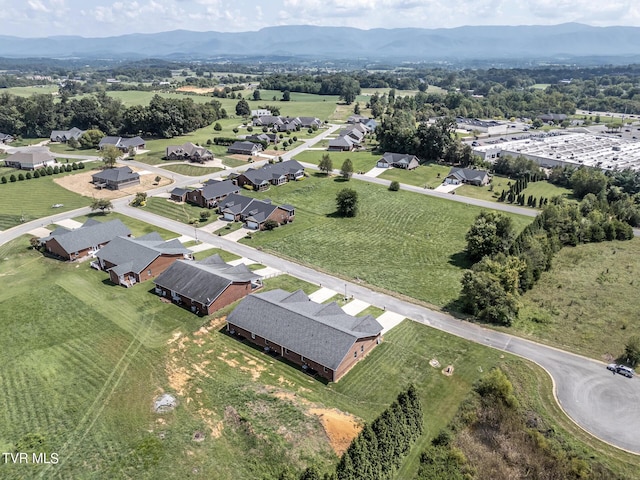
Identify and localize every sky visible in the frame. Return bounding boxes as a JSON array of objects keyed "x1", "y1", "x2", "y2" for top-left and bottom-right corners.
[{"x1": 1, "y1": 0, "x2": 639, "y2": 38}]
